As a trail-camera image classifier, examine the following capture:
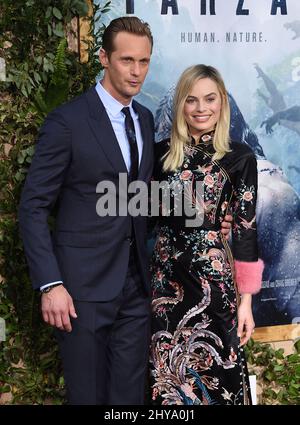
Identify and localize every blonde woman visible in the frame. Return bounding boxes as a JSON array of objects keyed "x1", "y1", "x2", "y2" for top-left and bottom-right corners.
[{"x1": 149, "y1": 65, "x2": 264, "y2": 405}]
